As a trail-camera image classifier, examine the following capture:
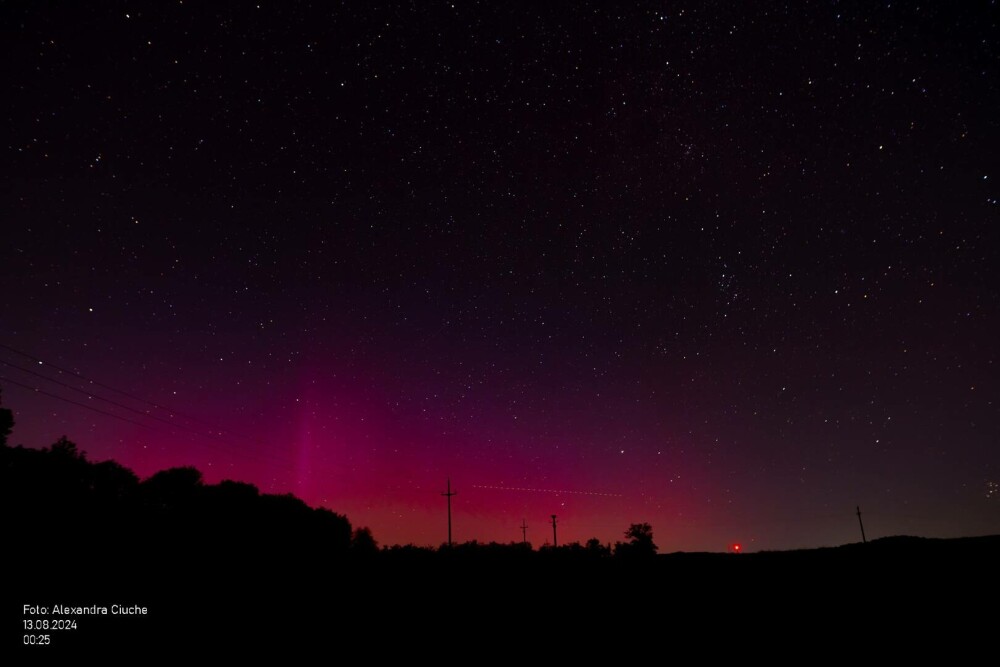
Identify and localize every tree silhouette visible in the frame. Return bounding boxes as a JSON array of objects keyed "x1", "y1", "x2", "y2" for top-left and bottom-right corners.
[
  {"x1": 50, "y1": 435, "x2": 84, "y2": 460},
  {"x1": 143, "y1": 466, "x2": 204, "y2": 511},
  {"x1": 586, "y1": 537, "x2": 611, "y2": 556},
  {"x1": 0, "y1": 389, "x2": 13, "y2": 447},
  {"x1": 0, "y1": 404, "x2": 360, "y2": 575},
  {"x1": 352, "y1": 526, "x2": 378, "y2": 554},
  {"x1": 90, "y1": 459, "x2": 139, "y2": 503},
  {"x1": 615, "y1": 522, "x2": 658, "y2": 558},
  {"x1": 314, "y1": 507, "x2": 353, "y2": 552},
  {"x1": 45, "y1": 436, "x2": 90, "y2": 504}
]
